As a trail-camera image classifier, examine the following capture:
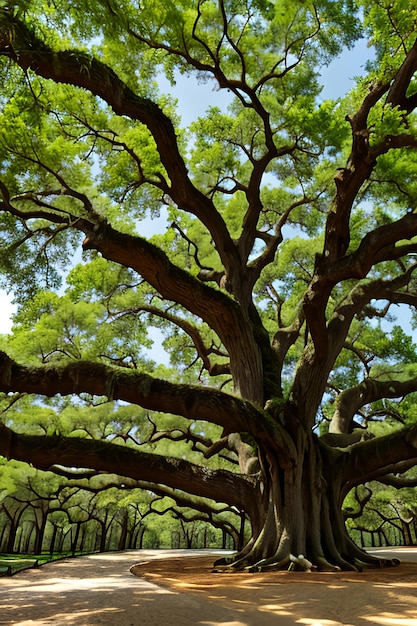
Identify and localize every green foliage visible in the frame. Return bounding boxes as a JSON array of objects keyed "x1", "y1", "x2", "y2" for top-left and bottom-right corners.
[
  {"x1": 2, "y1": 0, "x2": 417, "y2": 563},
  {"x1": 361, "y1": 0, "x2": 417, "y2": 60}
]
